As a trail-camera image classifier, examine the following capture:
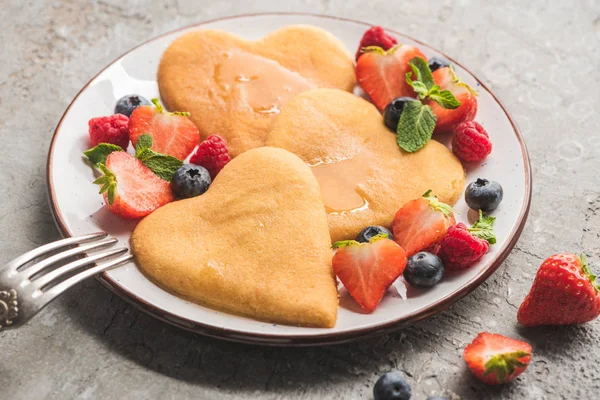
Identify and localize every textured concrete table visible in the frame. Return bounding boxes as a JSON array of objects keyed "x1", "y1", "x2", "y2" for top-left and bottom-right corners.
[{"x1": 1, "y1": 0, "x2": 599, "y2": 399}]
